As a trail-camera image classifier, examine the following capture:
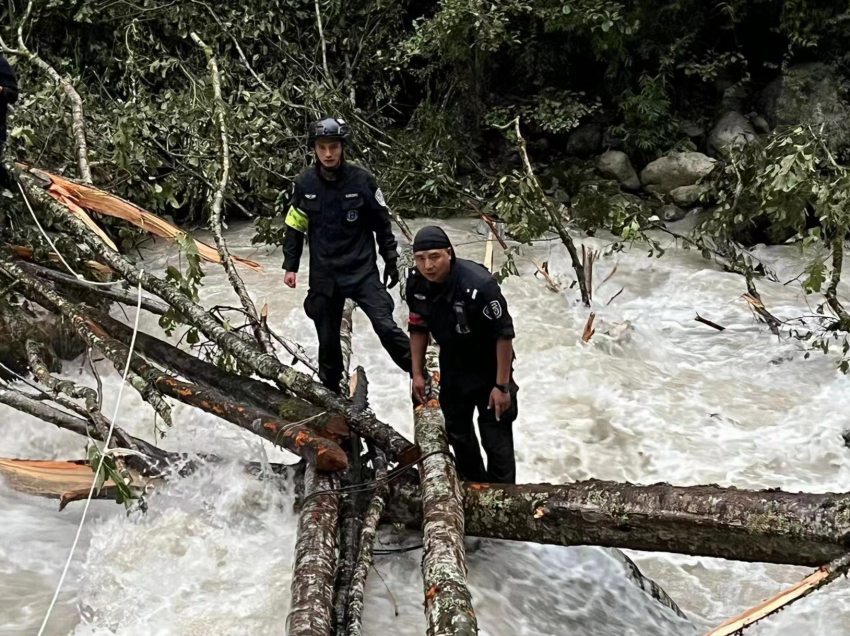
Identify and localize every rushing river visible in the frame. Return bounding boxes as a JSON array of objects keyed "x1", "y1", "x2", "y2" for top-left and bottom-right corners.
[{"x1": 2, "y1": 216, "x2": 850, "y2": 635}]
